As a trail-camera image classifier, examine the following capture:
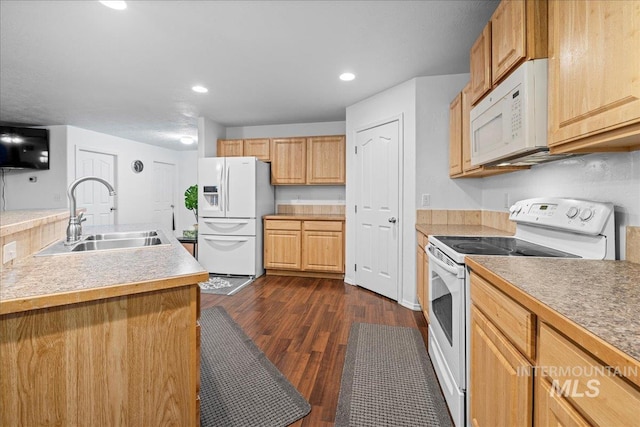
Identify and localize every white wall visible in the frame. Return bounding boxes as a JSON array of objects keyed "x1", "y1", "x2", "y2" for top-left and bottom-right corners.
[
  {"x1": 482, "y1": 151, "x2": 640, "y2": 259},
  {"x1": 1, "y1": 126, "x2": 68, "y2": 210},
  {"x1": 65, "y1": 126, "x2": 197, "y2": 234},
  {"x1": 226, "y1": 121, "x2": 347, "y2": 205},
  {"x1": 416, "y1": 74, "x2": 483, "y2": 209},
  {"x1": 345, "y1": 79, "x2": 417, "y2": 309},
  {"x1": 198, "y1": 117, "x2": 225, "y2": 158}
]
